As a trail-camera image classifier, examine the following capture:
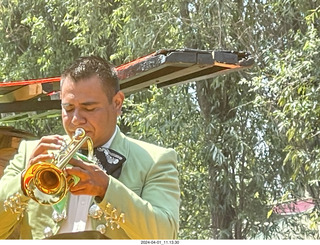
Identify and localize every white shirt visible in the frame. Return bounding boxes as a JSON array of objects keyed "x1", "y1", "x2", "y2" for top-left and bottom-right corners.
[{"x1": 58, "y1": 127, "x2": 117, "y2": 233}]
